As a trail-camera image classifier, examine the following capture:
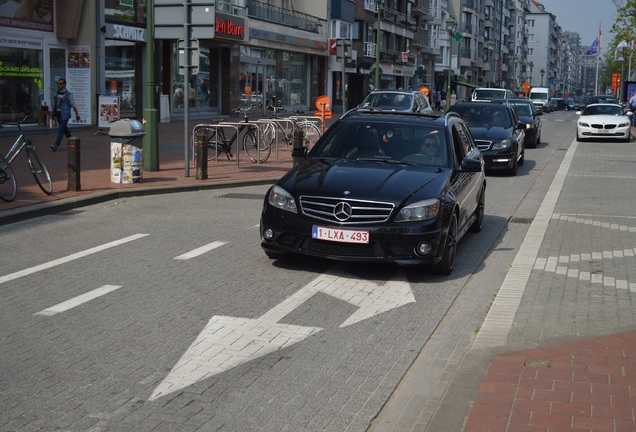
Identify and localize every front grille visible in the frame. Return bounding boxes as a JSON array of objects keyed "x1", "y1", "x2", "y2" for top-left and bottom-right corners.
[
  {"x1": 474, "y1": 140, "x2": 491, "y2": 151},
  {"x1": 591, "y1": 124, "x2": 617, "y2": 129},
  {"x1": 276, "y1": 232, "x2": 298, "y2": 246},
  {"x1": 299, "y1": 196, "x2": 394, "y2": 224},
  {"x1": 302, "y1": 238, "x2": 383, "y2": 257}
]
